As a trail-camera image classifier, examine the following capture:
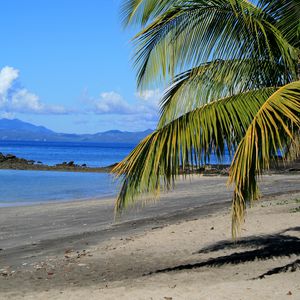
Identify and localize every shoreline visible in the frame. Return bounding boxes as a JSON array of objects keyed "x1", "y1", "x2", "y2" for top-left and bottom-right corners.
[
  {"x1": 0, "y1": 163, "x2": 117, "y2": 174},
  {"x1": 0, "y1": 162, "x2": 230, "y2": 174},
  {"x1": 0, "y1": 193, "x2": 117, "y2": 208},
  {"x1": 0, "y1": 166, "x2": 114, "y2": 173},
  {"x1": 1, "y1": 170, "x2": 300, "y2": 210},
  {"x1": 1, "y1": 152, "x2": 300, "y2": 174},
  {"x1": 0, "y1": 151, "x2": 119, "y2": 172}
]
